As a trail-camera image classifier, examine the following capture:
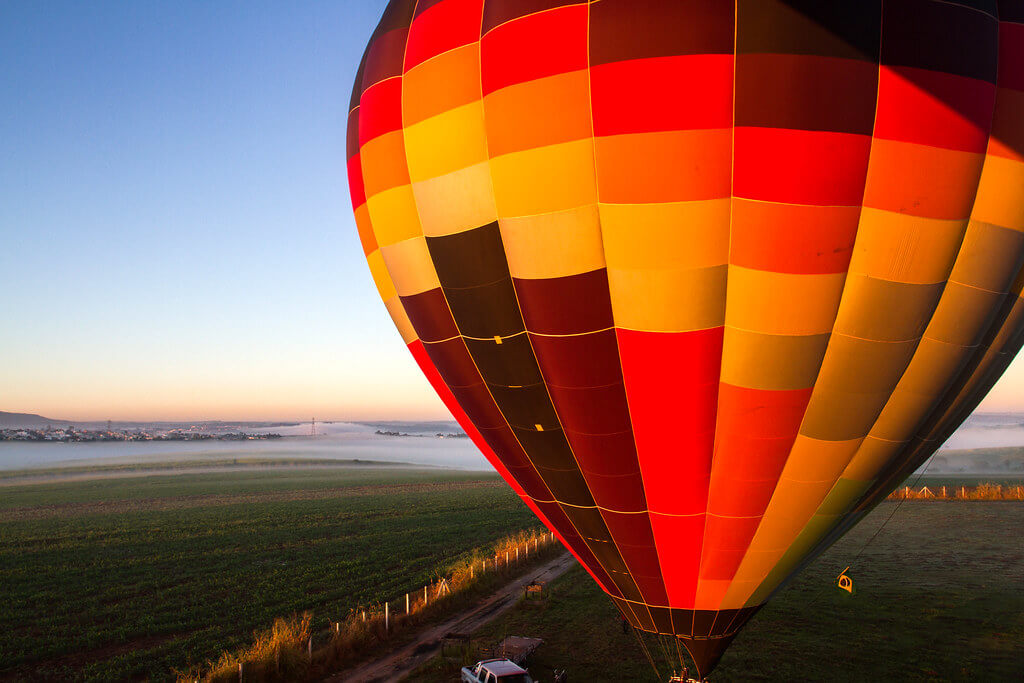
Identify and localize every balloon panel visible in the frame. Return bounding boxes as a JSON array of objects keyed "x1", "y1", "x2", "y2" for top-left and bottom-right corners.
[{"x1": 347, "y1": 0, "x2": 1024, "y2": 674}]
